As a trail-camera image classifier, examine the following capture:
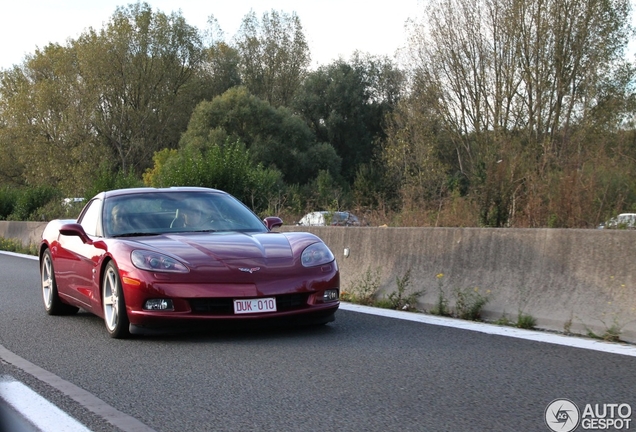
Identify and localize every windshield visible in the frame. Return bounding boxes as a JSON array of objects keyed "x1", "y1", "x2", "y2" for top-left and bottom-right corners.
[{"x1": 103, "y1": 191, "x2": 267, "y2": 237}]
